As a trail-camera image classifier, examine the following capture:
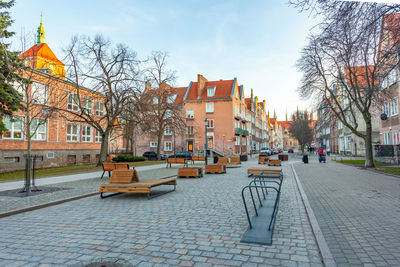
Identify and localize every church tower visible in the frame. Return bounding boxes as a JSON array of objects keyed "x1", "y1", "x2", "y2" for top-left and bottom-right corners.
[{"x1": 37, "y1": 14, "x2": 45, "y2": 45}]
